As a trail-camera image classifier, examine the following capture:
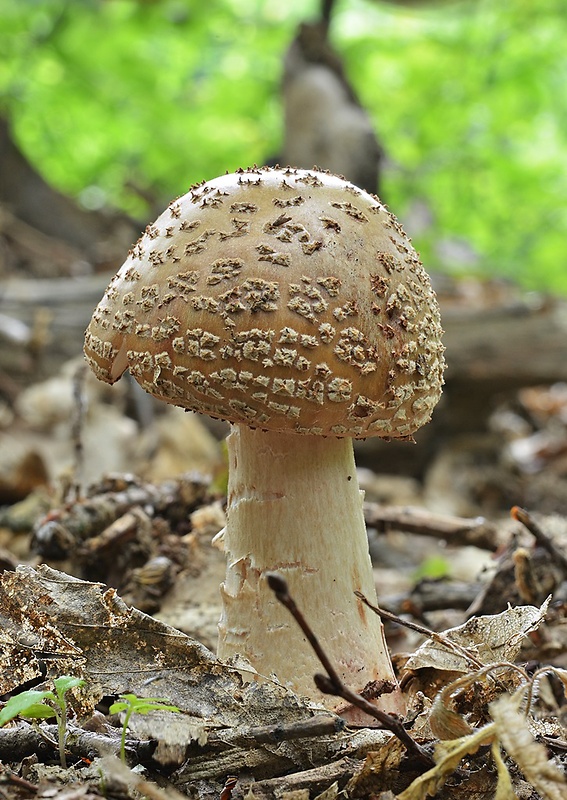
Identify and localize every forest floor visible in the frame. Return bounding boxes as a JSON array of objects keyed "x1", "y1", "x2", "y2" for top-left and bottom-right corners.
[{"x1": 1, "y1": 311, "x2": 567, "y2": 800}]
